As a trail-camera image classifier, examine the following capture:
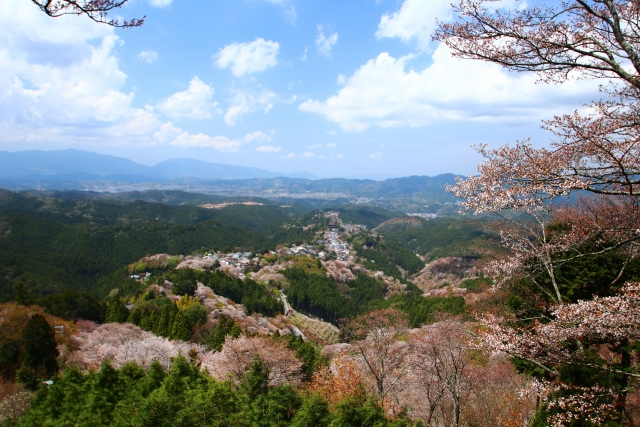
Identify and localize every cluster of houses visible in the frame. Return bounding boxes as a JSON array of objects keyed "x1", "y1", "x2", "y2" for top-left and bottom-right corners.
[
  {"x1": 343, "y1": 223, "x2": 366, "y2": 233},
  {"x1": 130, "y1": 212, "x2": 366, "y2": 281},
  {"x1": 323, "y1": 211, "x2": 366, "y2": 234},
  {"x1": 213, "y1": 252, "x2": 258, "y2": 280},
  {"x1": 324, "y1": 231, "x2": 353, "y2": 261}
]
